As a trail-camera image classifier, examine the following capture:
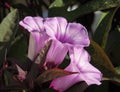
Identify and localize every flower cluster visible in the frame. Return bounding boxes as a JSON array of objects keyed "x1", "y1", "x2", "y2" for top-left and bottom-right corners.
[{"x1": 19, "y1": 16, "x2": 102, "y2": 92}]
